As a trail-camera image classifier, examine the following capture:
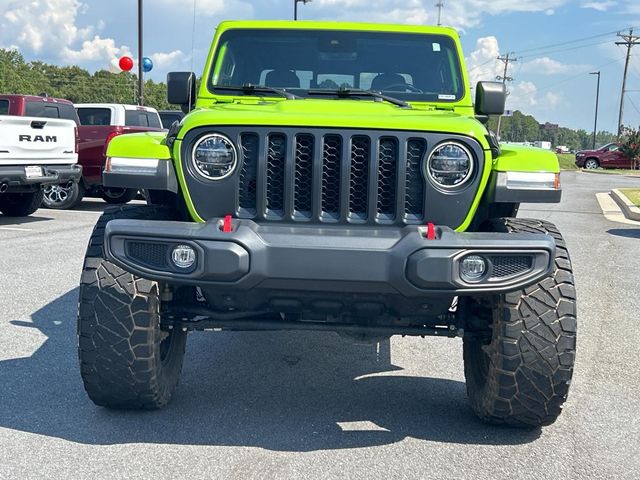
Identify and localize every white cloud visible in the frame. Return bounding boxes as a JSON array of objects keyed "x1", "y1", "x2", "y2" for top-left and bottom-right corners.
[
  {"x1": 544, "y1": 91, "x2": 563, "y2": 107},
  {"x1": 1, "y1": 0, "x2": 85, "y2": 54},
  {"x1": 0, "y1": 0, "x2": 187, "y2": 73},
  {"x1": 150, "y1": 50, "x2": 187, "y2": 69},
  {"x1": 466, "y1": 36, "x2": 502, "y2": 85},
  {"x1": 511, "y1": 80, "x2": 538, "y2": 106},
  {"x1": 466, "y1": 36, "x2": 566, "y2": 113},
  {"x1": 156, "y1": 0, "x2": 254, "y2": 18},
  {"x1": 521, "y1": 57, "x2": 590, "y2": 75},
  {"x1": 581, "y1": 1, "x2": 617, "y2": 11},
  {"x1": 313, "y1": 0, "x2": 569, "y2": 29}
]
